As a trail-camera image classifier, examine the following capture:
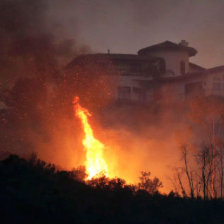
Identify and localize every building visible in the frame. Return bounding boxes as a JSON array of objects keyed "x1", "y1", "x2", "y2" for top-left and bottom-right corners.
[{"x1": 67, "y1": 40, "x2": 224, "y2": 103}]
